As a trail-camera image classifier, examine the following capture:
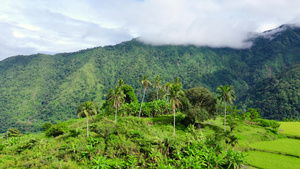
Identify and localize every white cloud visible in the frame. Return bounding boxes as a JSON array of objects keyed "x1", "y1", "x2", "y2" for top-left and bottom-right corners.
[{"x1": 0, "y1": 0, "x2": 300, "y2": 60}]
